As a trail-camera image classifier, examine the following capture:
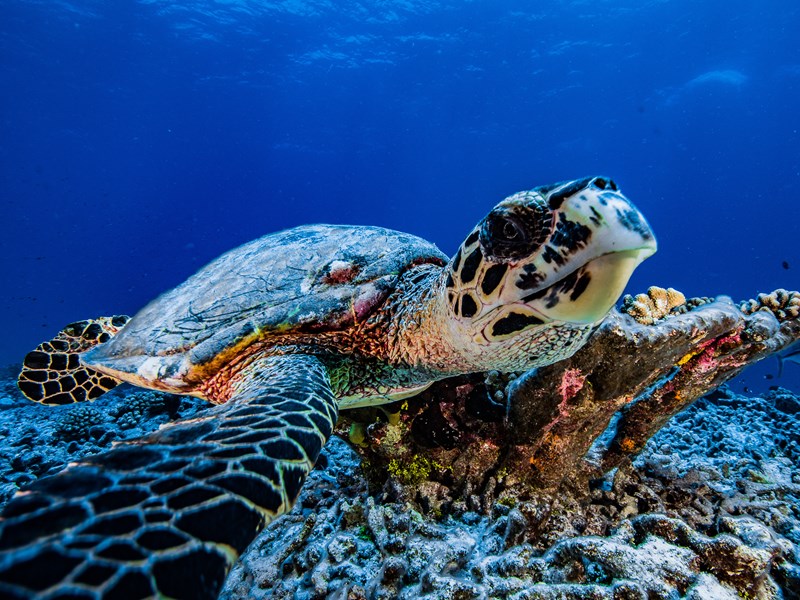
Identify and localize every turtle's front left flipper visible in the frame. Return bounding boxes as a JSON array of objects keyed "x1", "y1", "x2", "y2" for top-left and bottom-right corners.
[{"x1": 0, "y1": 353, "x2": 337, "y2": 600}]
